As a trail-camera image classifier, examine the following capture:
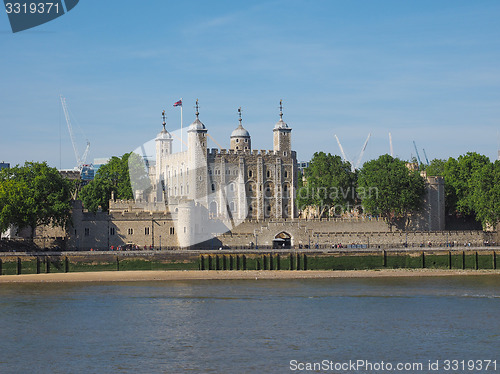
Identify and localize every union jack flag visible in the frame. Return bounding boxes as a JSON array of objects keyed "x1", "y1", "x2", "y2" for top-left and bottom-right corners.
[{"x1": 173, "y1": 99, "x2": 182, "y2": 107}]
